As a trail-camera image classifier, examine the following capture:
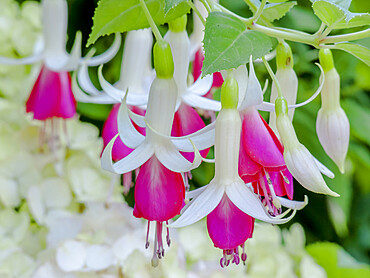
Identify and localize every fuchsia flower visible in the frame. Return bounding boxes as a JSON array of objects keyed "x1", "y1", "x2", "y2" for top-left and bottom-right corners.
[
  {"x1": 26, "y1": 65, "x2": 76, "y2": 120},
  {"x1": 171, "y1": 76, "x2": 307, "y2": 267},
  {"x1": 102, "y1": 103, "x2": 145, "y2": 194}
]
